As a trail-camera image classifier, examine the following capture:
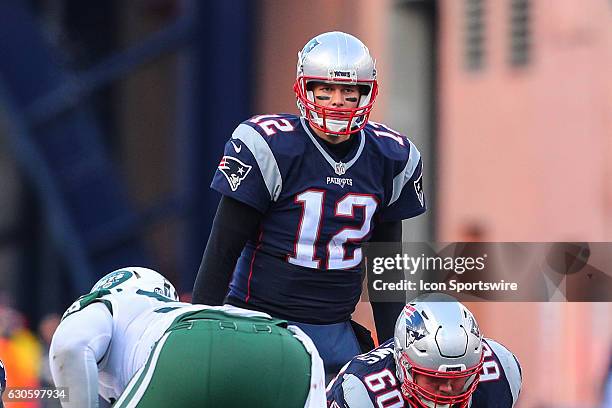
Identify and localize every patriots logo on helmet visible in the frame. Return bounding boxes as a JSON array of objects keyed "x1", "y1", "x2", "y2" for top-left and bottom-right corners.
[
  {"x1": 404, "y1": 305, "x2": 429, "y2": 345},
  {"x1": 468, "y1": 314, "x2": 480, "y2": 338},
  {"x1": 302, "y1": 38, "x2": 320, "y2": 55},
  {"x1": 218, "y1": 156, "x2": 252, "y2": 191}
]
